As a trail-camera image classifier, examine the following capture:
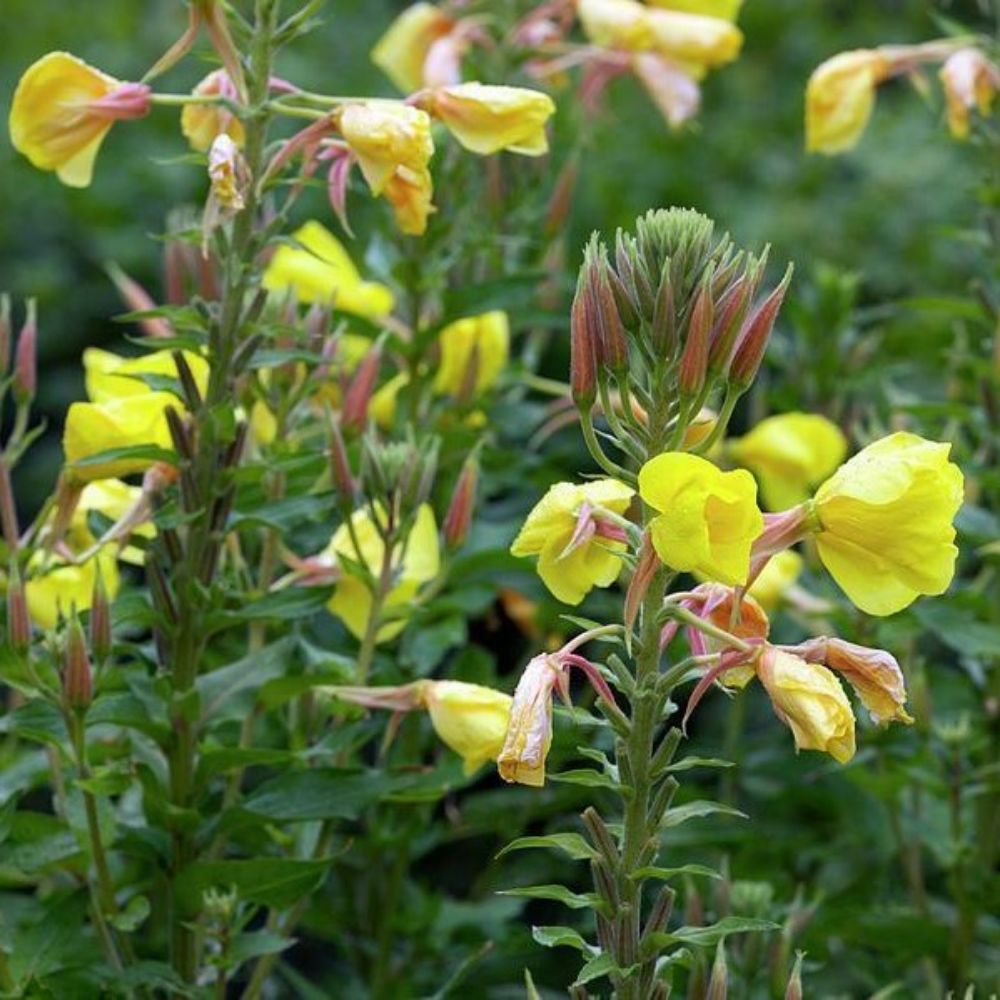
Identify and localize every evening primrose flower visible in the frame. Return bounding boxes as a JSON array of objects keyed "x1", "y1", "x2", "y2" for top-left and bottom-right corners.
[
  {"x1": 433, "y1": 311, "x2": 509, "y2": 397},
  {"x1": 577, "y1": 0, "x2": 654, "y2": 51},
  {"x1": 805, "y1": 50, "x2": 891, "y2": 154},
  {"x1": 510, "y1": 479, "x2": 635, "y2": 605},
  {"x1": 24, "y1": 548, "x2": 120, "y2": 631},
  {"x1": 639, "y1": 452, "x2": 763, "y2": 585},
  {"x1": 939, "y1": 48, "x2": 1000, "y2": 140},
  {"x1": 9, "y1": 52, "x2": 150, "y2": 187},
  {"x1": 180, "y1": 69, "x2": 243, "y2": 152},
  {"x1": 262, "y1": 220, "x2": 395, "y2": 318},
  {"x1": 423, "y1": 83, "x2": 556, "y2": 156},
  {"x1": 76, "y1": 478, "x2": 155, "y2": 565},
  {"x1": 371, "y1": 3, "x2": 454, "y2": 94},
  {"x1": 646, "y1": 8, "x2": 743, "y2": 75},
  {"x1": 756, "y1": 647, "x2": 856, "y2": 763},
  {"x1": 730, "y1": 412, "x2": 847, "y2": 511},
  {"x1": 83, "y1": 347, "x2": 209, "y2": 404},
  {"x1": 326, "y1": 503, "x2": 440, "y2": 643},
  {"x1": 339, "y1": 102, "x2": 435, "y2": 235},
  {"x1": 811, "y1": 432, "x2": 963, "y2": 616}
]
